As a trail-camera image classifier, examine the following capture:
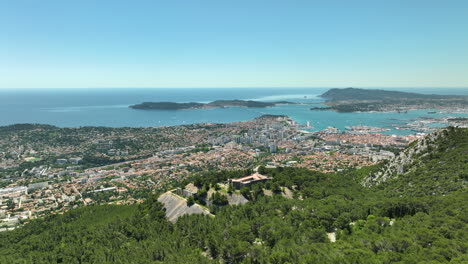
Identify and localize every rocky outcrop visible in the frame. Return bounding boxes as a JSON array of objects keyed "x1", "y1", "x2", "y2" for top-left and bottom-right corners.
[
  {"x1": 157, "y1": 192, "x2": 213, "y2": 223},
  {"x1": 227, "y1": 193, "x2": 249, "y2": 205},
  {"x1": 362, "y1": 129, "x2": 447, "y2": 187},
  {"x1": 262, "y1": 187, "x2": 293, "y2": 199},
  {"x1": 205, "y1": 188, "x2": 249, "y2": 206}
]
